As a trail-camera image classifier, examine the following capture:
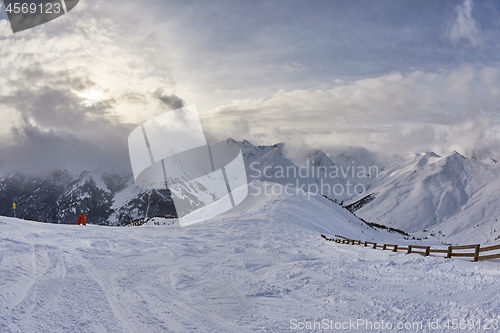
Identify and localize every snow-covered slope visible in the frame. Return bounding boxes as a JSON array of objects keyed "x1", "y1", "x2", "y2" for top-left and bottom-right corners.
[
  {"x1": 1, "y1": 182, "x2": 500, "y2": 332},
  {"x1": 351, "y1": 151, "x2": 500, "y2": 244}
]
